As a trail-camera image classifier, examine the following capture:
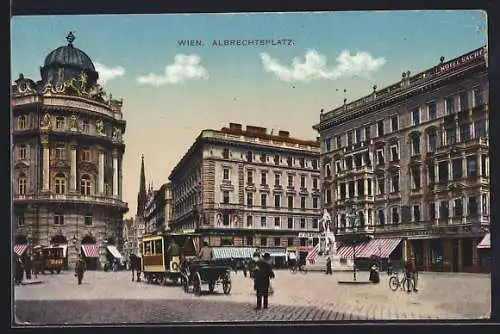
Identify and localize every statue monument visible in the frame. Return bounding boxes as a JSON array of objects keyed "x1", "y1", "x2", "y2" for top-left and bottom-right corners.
[{"x1": 318, "y1": 209, "x2": 337, "y2": 255}]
